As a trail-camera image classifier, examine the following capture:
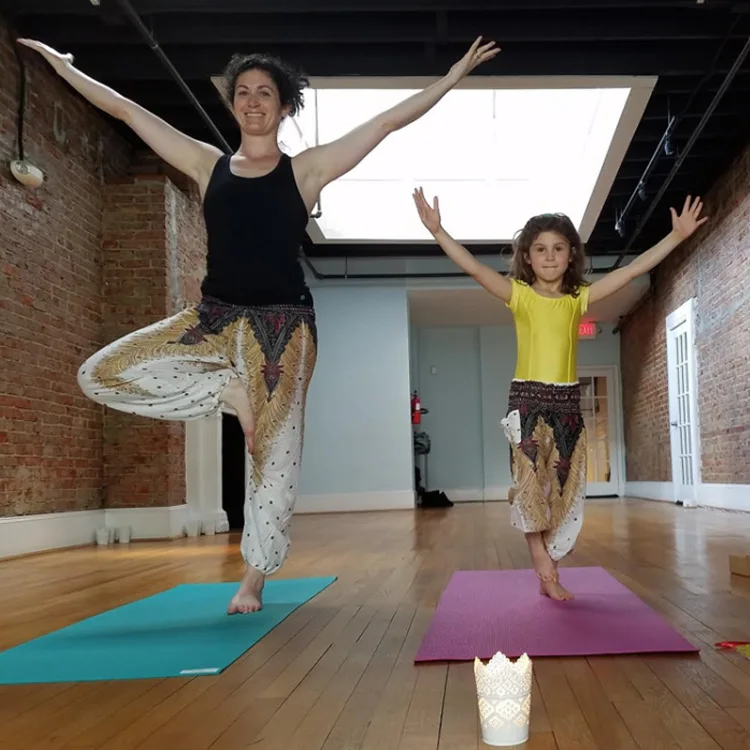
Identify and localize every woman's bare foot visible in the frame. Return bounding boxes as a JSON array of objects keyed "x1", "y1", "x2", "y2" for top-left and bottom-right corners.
[
  {"x1": 227, "y1": 565, "x2": 265, "y2": 614},
  {"x1": 220, "y1": 377, "x2": 255, "y2": 453}
]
